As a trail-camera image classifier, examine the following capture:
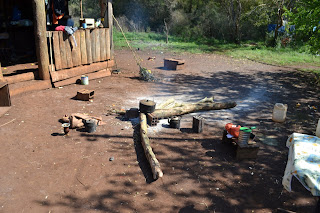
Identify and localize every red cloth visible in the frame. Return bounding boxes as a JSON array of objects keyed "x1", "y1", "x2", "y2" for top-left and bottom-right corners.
[
  {"x1": 225, "y1": 123, "x2": 241, "y2": 138},
  {"x1": 55, "y1": 26, "x2": 65, "y2": 32}
]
